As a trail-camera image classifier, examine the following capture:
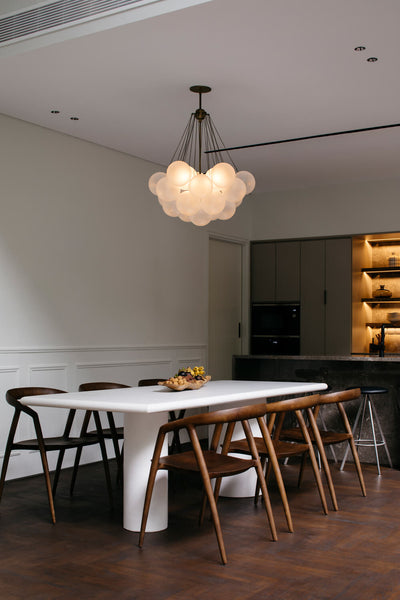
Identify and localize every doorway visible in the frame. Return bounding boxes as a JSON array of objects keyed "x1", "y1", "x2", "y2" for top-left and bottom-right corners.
[{"x1": 208, "y1": 238, "x2": 243, "y2": 380}]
